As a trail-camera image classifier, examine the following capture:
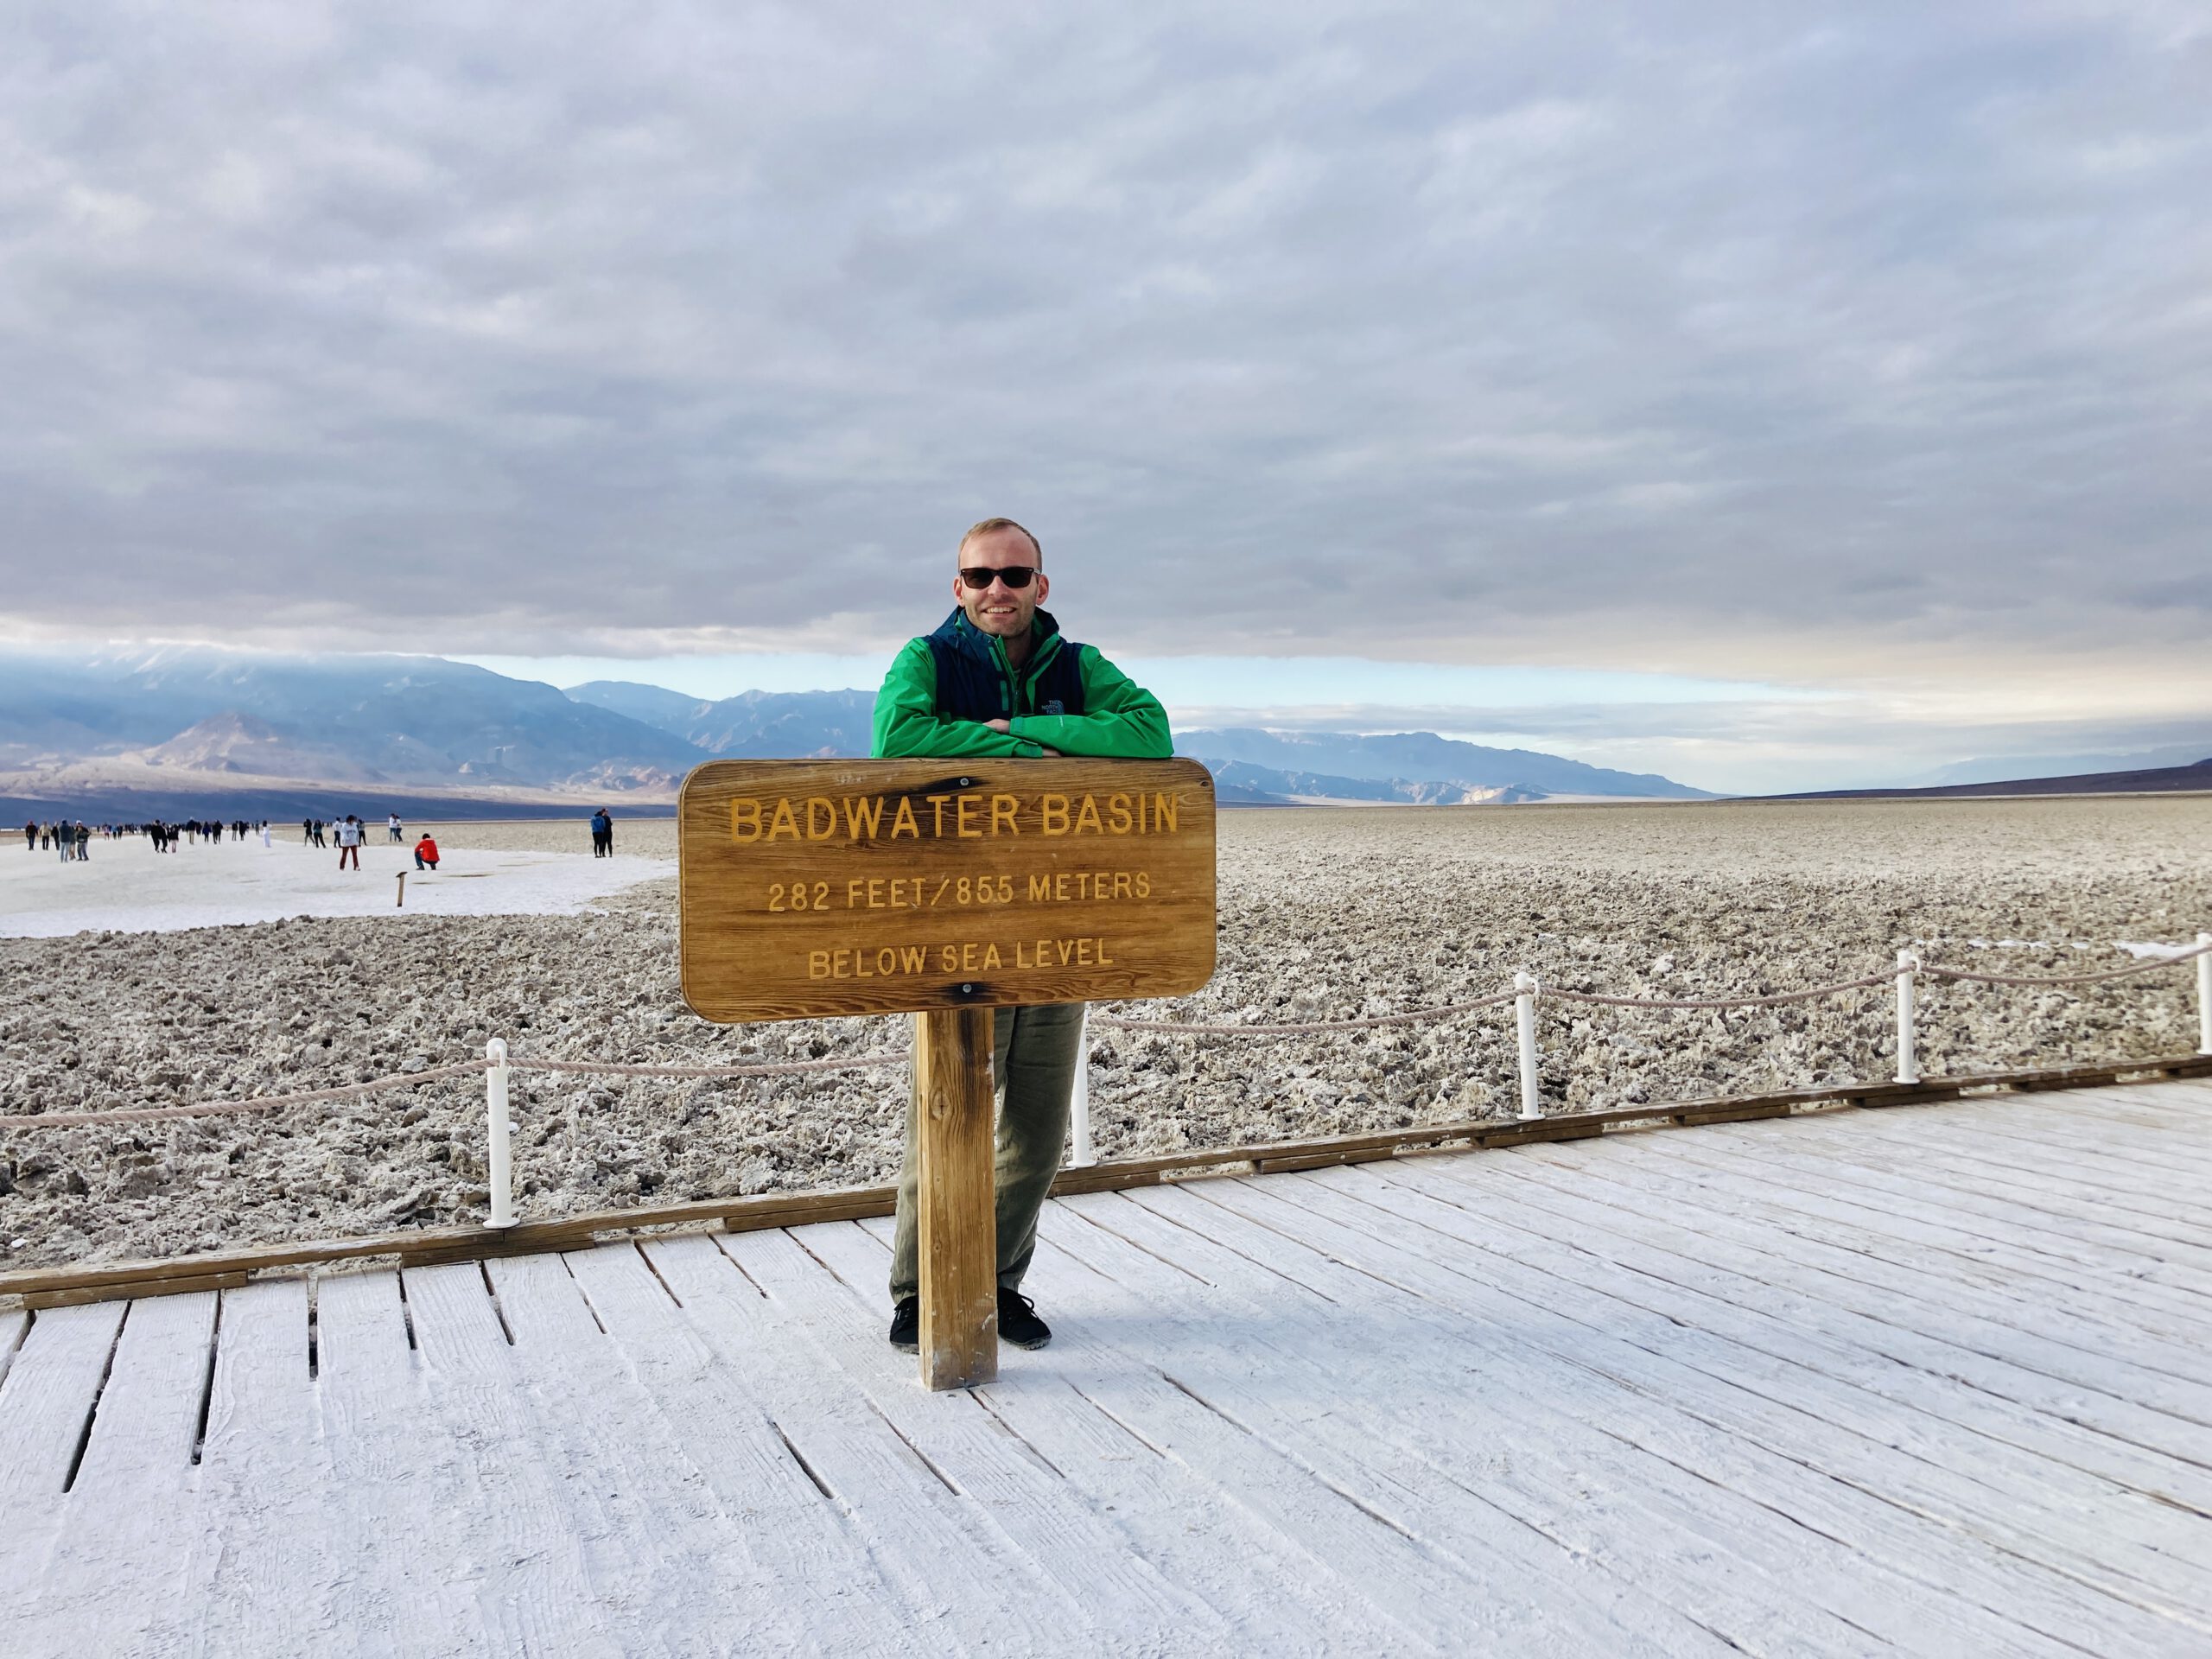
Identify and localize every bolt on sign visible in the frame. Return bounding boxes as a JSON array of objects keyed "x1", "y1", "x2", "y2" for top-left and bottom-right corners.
[{"x1": 677, "y1": 757, "x2": 1217, "y2": 1023}]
